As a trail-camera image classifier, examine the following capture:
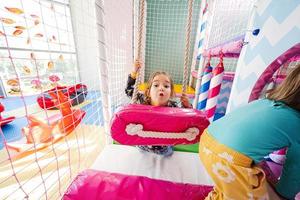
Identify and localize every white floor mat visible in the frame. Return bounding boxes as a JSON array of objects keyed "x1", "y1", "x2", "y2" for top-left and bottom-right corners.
[
  {"x1": 91, "y1": 144, "x2": 281, "y2": 199},
  {"x1": 92, "y1": 144, "x2": 213, "y2": 185}
]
